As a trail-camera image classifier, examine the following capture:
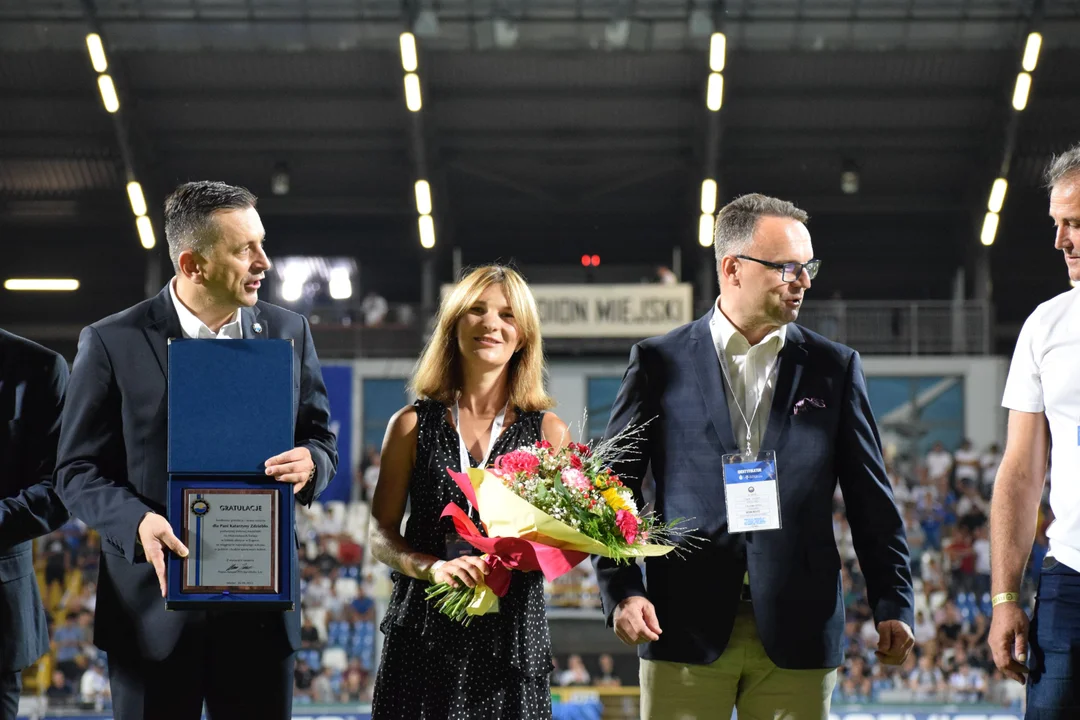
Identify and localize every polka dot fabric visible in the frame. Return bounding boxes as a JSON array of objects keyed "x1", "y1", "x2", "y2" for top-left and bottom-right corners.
[{"x1": 372, "y1": 399, "x2": 554, "y2": 720}]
